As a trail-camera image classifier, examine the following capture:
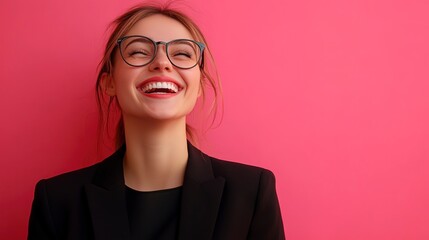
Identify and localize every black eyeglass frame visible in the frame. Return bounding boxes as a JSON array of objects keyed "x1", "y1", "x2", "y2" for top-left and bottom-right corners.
[{"x1": 117, "y1": 35, "x2": 205, "y2": 69}]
